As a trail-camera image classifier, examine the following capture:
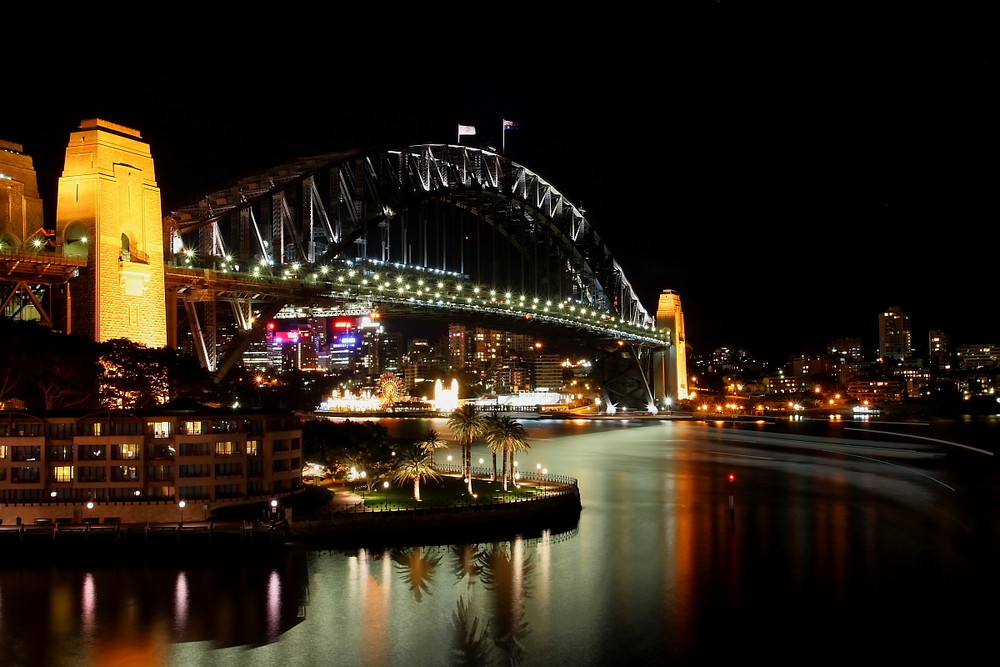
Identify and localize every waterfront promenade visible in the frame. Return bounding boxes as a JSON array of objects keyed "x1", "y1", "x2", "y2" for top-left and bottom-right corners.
[{"x1": 0, "y1": 473, "x2": 582, "y2": 558}]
